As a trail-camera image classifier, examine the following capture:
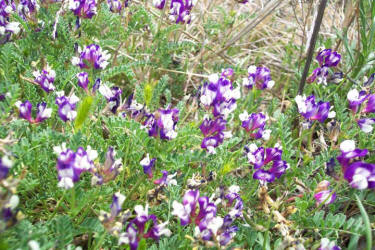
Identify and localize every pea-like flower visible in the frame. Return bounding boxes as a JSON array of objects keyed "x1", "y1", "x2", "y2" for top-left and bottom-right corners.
[
  {"x1": 55, "y1": 91, "x2": 80, "y2": 122},
  {"x1": 76, "y1": 72, "x2": 89, "y2": 90},
  {"x1": 307, "y1": 49, "x2": 341, "y2": 85},
  {"x1": 357, "y1": 118, "x2": 375, "y2": 133},
  {"x1": 243, "y1": 65, "x2": 275, "y2": 90},
  {"x1": 15, "y1": 100, "x2": 52, "y2": 124},
  {"x1": 200, "y1": 116, "x2": 230, "y2": 154},
  {"x1": 54, "y1": 143, "x2": 97, "y2": 189},
  {"x1": 239, "y1": 111, "x2": 271, "y2": 140},
  {"x1": 72, "y1": 44, "x2": 111, "y2": 70},
  {"x1": 0, "y1": 155, "x2": 12, "y2": 180},
  {"x1": 319, "y1": 238, "x2": 341, "y2": 250},
  {"x1": 314, "y1": 180, "x2": 336, "y2": 206},
  {"x1": 0, "y1": 2, "x2": 20, "y2": 39},
  {"x1": 153, "y1": 170, "x2": 177, "y2": 186},
  {"x1": 107, "y1": 0, "x2": 130, "y2": 12},
  {"x1": 295, "y1": 95, "x2": 335, "y2": 123},
  {"x1": 68, "y1": 0, "x2": 97, "y2": 19},
  {"x1": 33, "y1": 66, "x2": 56, "y2": 93},
  {"x1": 140, "y1": 154, "x2": 156, "y2": 179},
  {"x1": 153, "y1": 0, "x2": 166, "y2": 9},
  {"x1": 169, "y1": 0, "x2": 196, "y2": 24},
  {"x1": 18, "y1": 0, "x2": 39, "y2": 19},
  {"x1": 99, "y1": 83, "x2": 122, "y2": 113},
  {"x1": 336, "y1": 140, "x2": 368, "y2": 168},
  {"x1": 91, "y1": 147, "x2": 123, "y2": 185},
  {"x1": 246, "y1": 144, "x2": 289, "y2": 183},
  {"x1": 156, "y1": 108, "x2": 179, "y2": 140}
]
